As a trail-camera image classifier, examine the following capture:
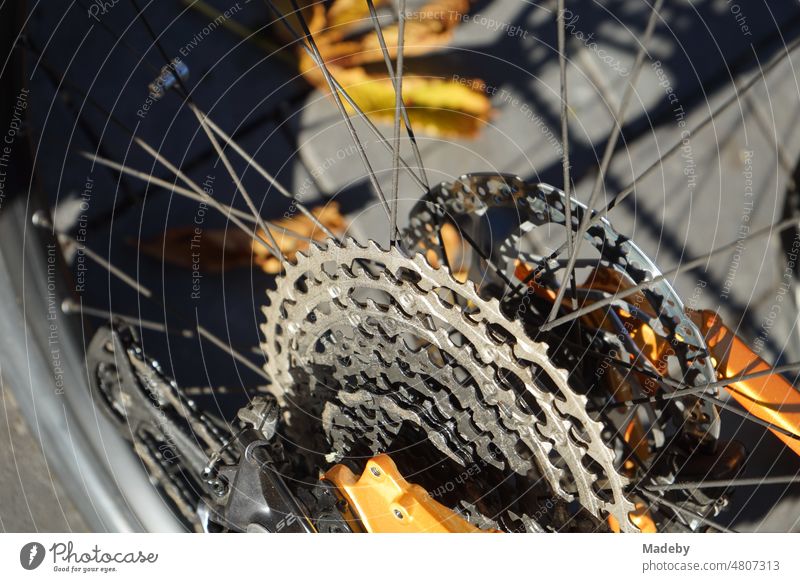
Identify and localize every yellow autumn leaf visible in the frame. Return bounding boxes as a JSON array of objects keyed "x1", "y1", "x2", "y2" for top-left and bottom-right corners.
[
  {"x1": 251, "y1": 201, "x2": 348, "y2": 274},
  {"x1": 304, "y1": 65, "x2": 489, "y2": 138},
  {"x1": 292, "y1": 0, "x2": 490, "y2": 138},
  {"x1": 325, "y1": 0, "x2": 390, "y2": 32},
  {"x1": 140, "y1": 203, "x2": 348, "y2": 275}
]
